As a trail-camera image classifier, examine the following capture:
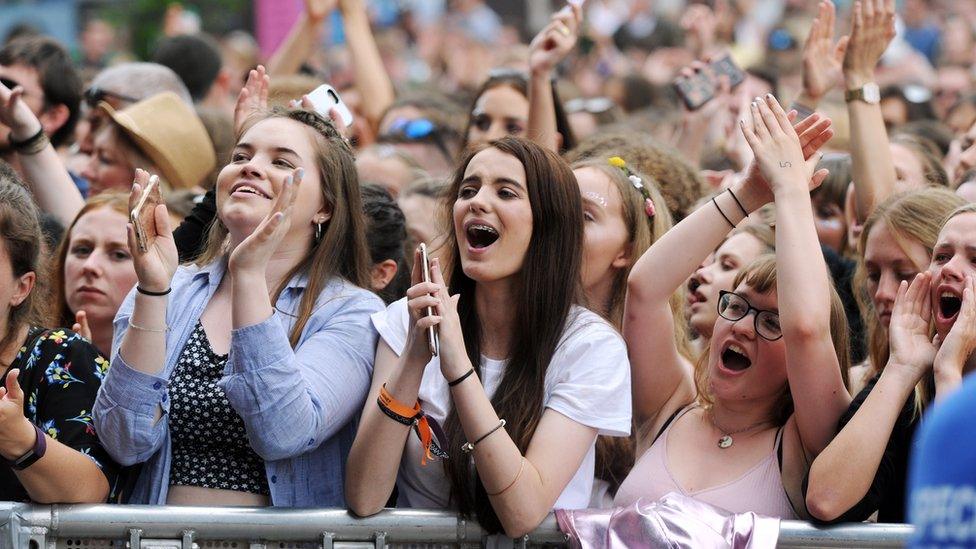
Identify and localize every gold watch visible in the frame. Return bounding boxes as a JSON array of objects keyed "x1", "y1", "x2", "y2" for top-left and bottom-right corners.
[{"x1": 845, "y1": 82, "x2": 881, "y2": 104}]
